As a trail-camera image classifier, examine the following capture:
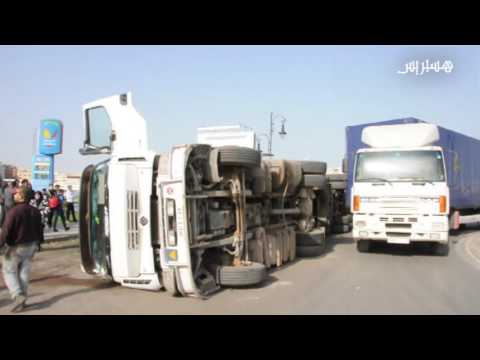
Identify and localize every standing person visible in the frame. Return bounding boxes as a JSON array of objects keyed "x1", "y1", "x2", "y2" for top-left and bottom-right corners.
[
  {"x1": 65, "y1": 185, "x2": 77, "y2": 222},
  {"x1": 30, "y1": 191, "x2": 47, "y2": 230},
  {"x1": 50, "y1": 190, "x2": 69, "y2": 232},
  {"x1": 20, "y1": 179, "x2": 34, "y2": 203},
  {"x1": 0, "y1": 186, "x2": 44, "y2": 313},
  {"x1": 47, "y1": 190, "x2": 57, "y2": 229}
]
